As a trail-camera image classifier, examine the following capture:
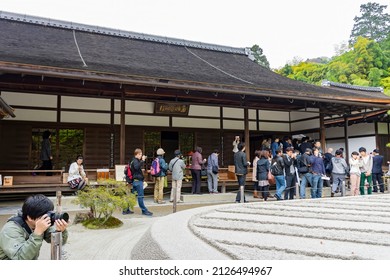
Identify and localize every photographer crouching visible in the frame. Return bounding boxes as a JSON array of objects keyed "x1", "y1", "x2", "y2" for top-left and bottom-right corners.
[{"x1": 0, "y1": 194, "x2": 69, "y2": 260}]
